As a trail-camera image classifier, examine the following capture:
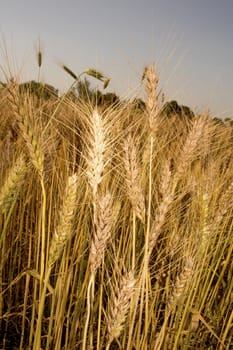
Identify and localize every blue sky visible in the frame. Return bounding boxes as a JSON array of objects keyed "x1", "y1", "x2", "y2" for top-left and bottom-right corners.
[{"x1": 0, "y1": 0, "x2": 233, "y2": 117}]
